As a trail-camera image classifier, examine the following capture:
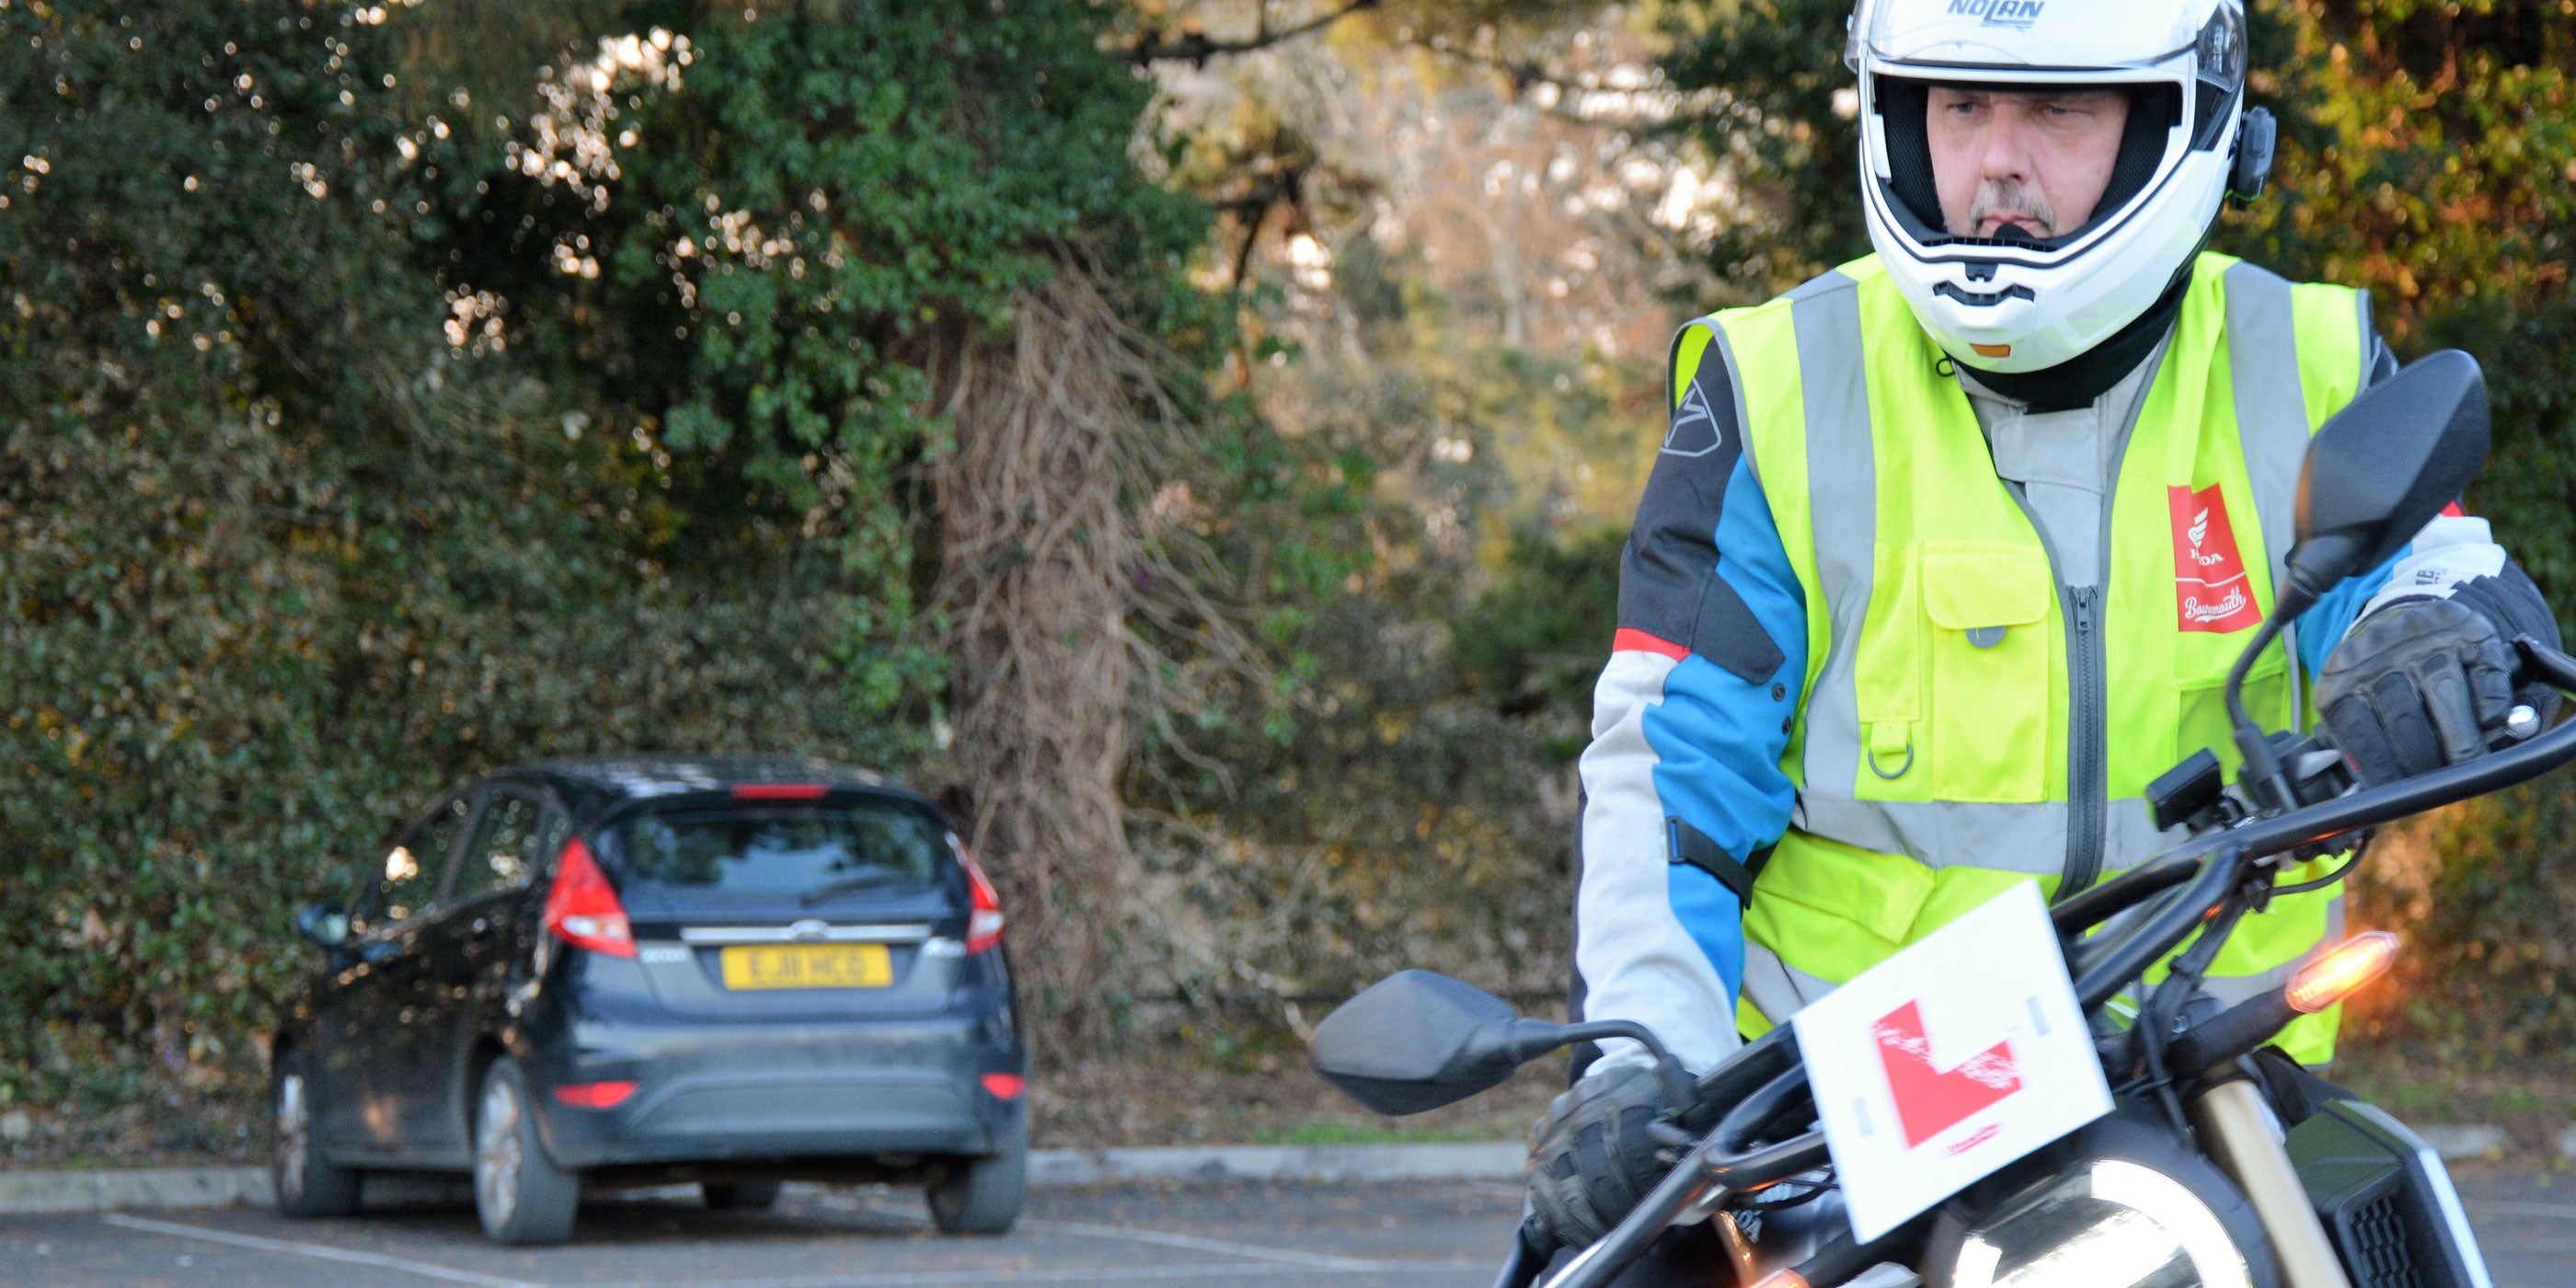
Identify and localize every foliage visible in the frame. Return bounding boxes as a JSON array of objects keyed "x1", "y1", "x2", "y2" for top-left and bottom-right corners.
[
  {"x1": 0, "y1": 0, "x2": 1230, "y2": 1136},
  {"x1": 2349, "y1": 782, "x2": 2576, "y2": 1063},
  {"x1": 1108, "y1": 26, "x2": 1719, "y2": 1025},
  {"x1": 1659, "y1": 0, "x2": 1861, "y2": 303},
  {"x1": 443, "y1": 6, "x2": 1205, "y2": 539}
]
